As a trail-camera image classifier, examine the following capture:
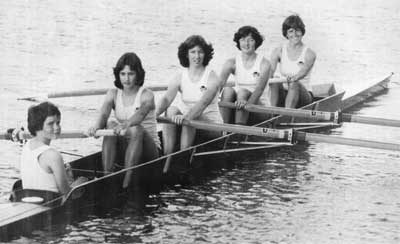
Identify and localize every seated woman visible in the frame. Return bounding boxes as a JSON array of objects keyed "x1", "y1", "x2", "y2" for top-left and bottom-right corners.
[
  {"x1": 87, "y1": 52, "x2": 161, "y2": 188},
  {"x1": 269, "y1": 15, "x2": 316, "y2": 108},
  {"x1": 20, "y1": 102, "x2": 87, "y2": 198},
  {"x1": 219, "y1": 25, "x2": 271, "y2": 125},
  {"x1": 156, "y1": 35, "x2": 223, "y2": 171}
]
